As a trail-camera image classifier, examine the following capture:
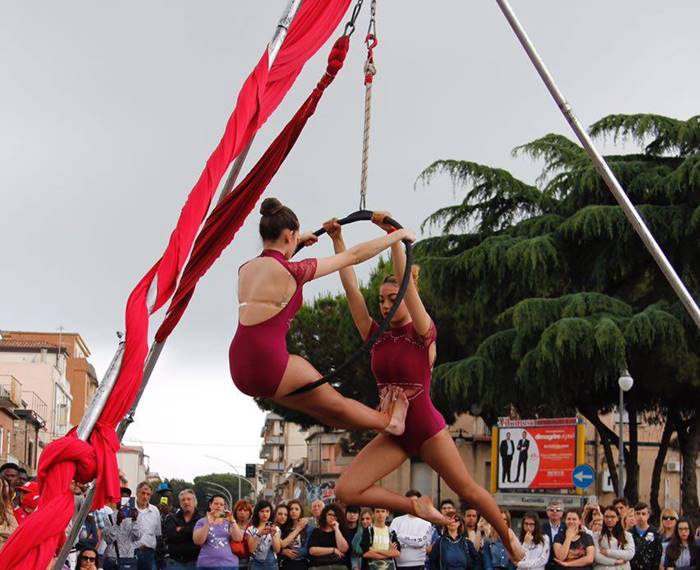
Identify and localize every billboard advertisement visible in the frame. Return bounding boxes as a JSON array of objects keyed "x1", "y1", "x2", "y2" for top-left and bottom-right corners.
[{"x1": 494, "y1": 418, "x2": 580, "y2": 490}]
